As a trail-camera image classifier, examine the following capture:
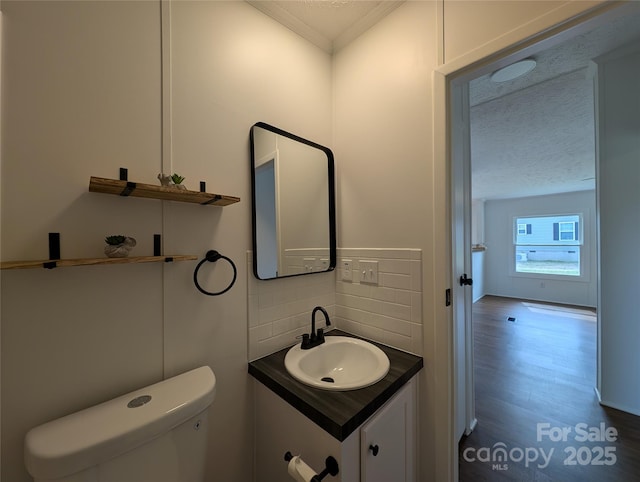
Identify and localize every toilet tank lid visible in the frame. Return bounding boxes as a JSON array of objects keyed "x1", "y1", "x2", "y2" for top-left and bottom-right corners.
[{"x1": 24, "y1": 366, "x2": 216, "y2": 480}]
